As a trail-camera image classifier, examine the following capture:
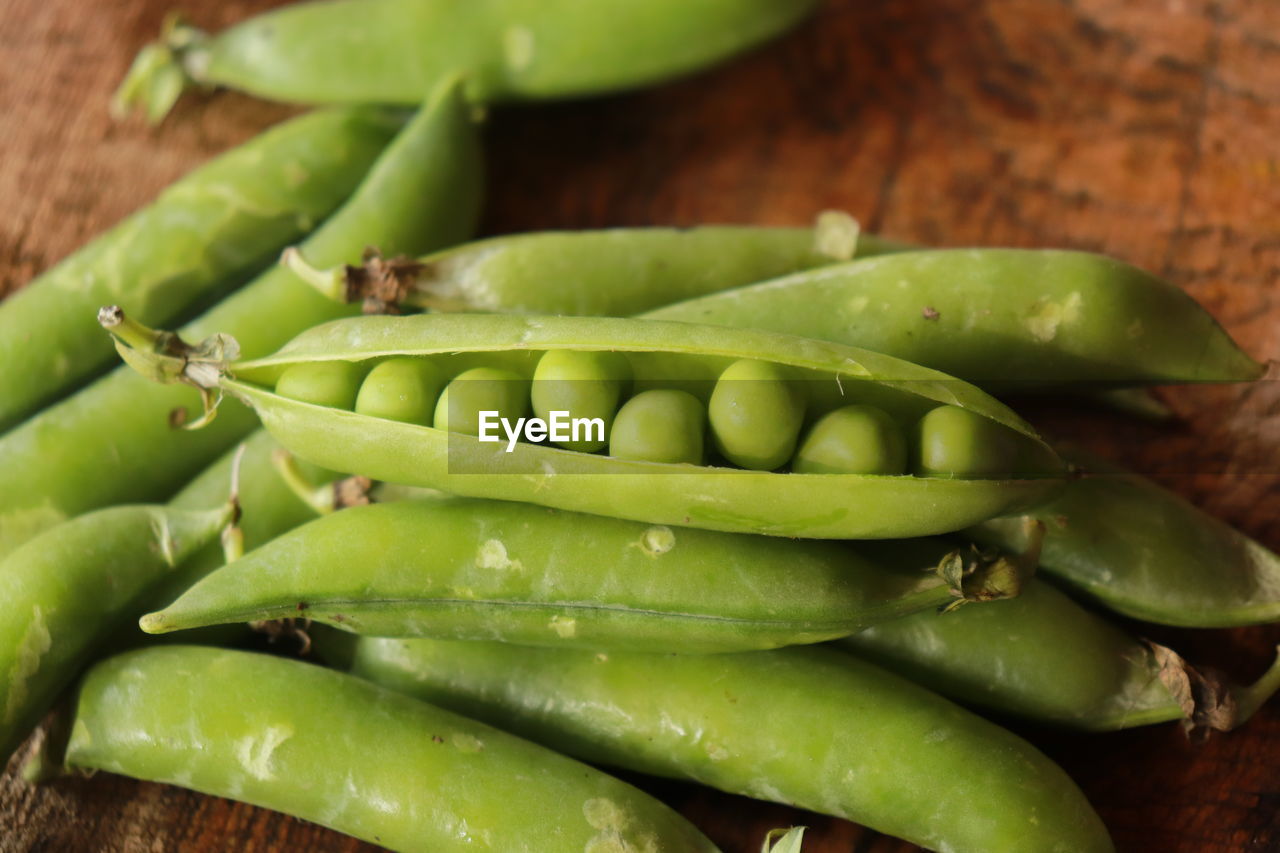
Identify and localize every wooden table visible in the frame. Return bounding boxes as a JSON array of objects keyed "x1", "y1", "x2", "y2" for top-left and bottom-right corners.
[{"x1": 3, "y1": 0, "x2": 1279, "y2": 850}]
